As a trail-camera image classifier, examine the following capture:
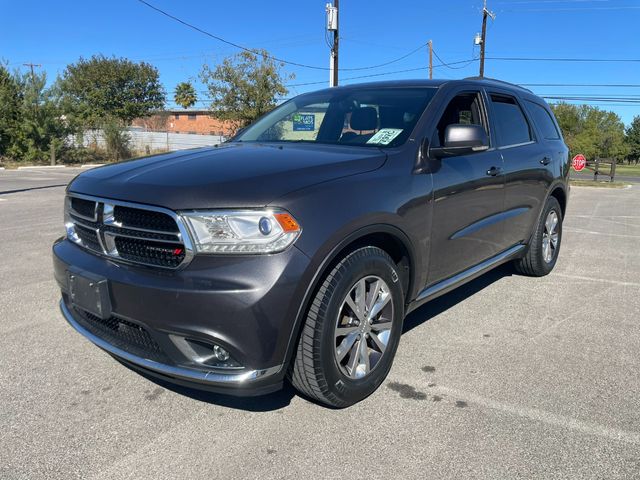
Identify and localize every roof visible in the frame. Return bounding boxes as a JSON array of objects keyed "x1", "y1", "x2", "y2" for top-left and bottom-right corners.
[{"x1": 306, "y1": 77, "x2": 532, "y2": 94}]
